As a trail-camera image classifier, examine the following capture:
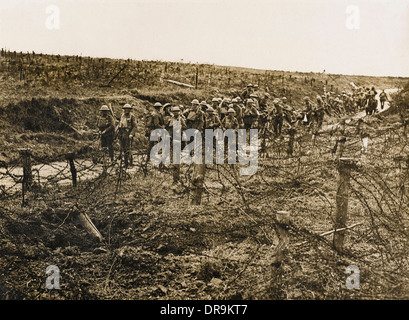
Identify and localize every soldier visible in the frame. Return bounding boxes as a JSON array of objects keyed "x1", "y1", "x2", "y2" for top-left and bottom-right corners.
[
  {"x1": 118, "y1": 104, "x2": 137, "y2": 168},
  {"x1": 242, "y1": 98, "x2": 258, "y2": 129},
  {"x1": 186, "y1": 99, "x2": 205, "y2": 132},
  {"x1": 281, "y1": 97, "x2": 295, "y2": 125},
  {"x1": 145, "y1": 102, "x2": 164, "y2": 163},
  {"x1": 222, "y1": 107, "x2": 240, "y2": 131},
  {"x1": 232, "y1": 98, "x2": 244, "y2": 128},
  {"x1": 204, "y1": 106, "x2": 222, "y2": 130},
  {"x1": 211, "y1": 97, "x2": 221, "y2": 116},
  {"x1": 241, "y1": 83, "x2": 253, "y2": 100},
  {"x1": 379, "y1": 89, "x2": 389, "y2": 109},
  {"x1": 271, "y1": 98, "x2": 284, "y2": 136},
  {"x1": 302, "y1": 96, "x2": 313, "y2": 129},
  {"x1": 365, "y1": 87, "x2": 377, "y2": 115},
  {"x1": 314, "y1": 95, "x2": 325, "y2": 130},
  {"x1": 162, "y1": 103, "x2": 173, "y2": 131},
  {"x1": 97, "y1": 105, "x2": 116, "y2": 162},
  {"x1": 356, "y1": 118, "x2": 372, "y2": 153},
  {"x1": 218, "y1": 98, "x2": 231, "y2": 122}
]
